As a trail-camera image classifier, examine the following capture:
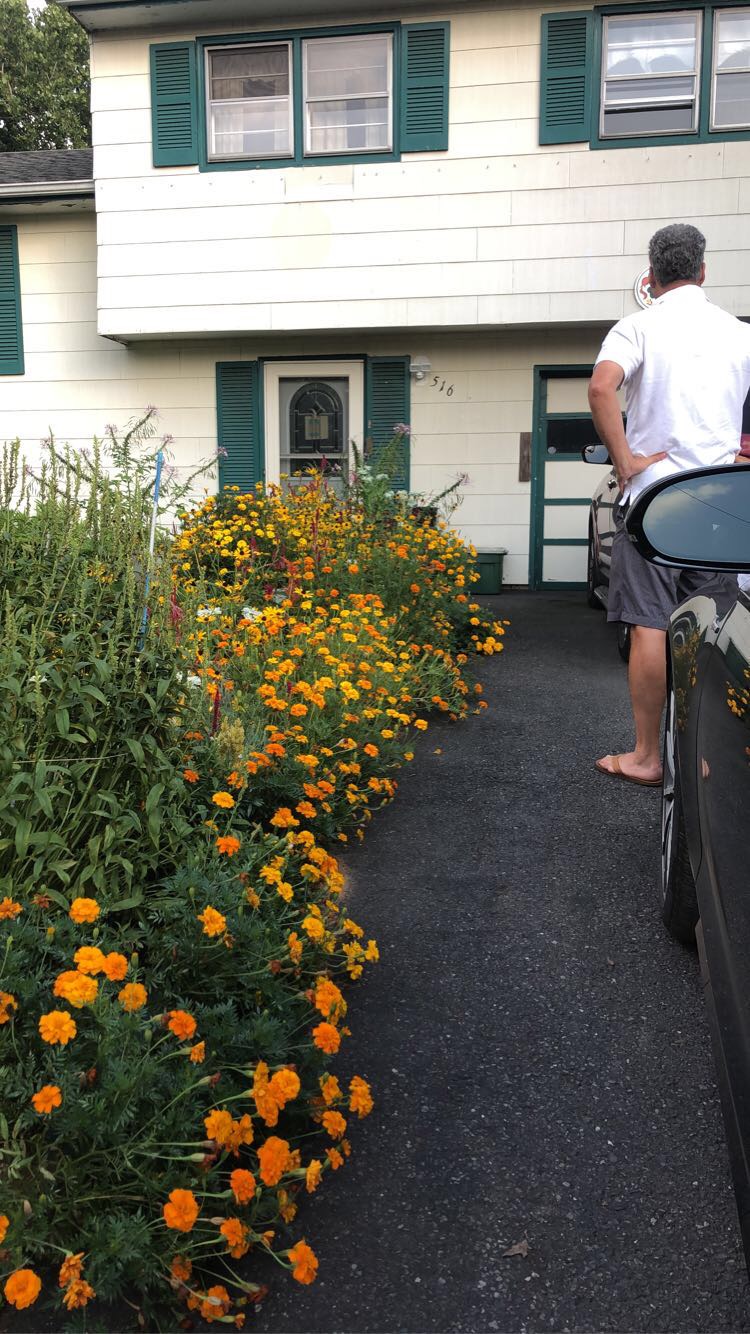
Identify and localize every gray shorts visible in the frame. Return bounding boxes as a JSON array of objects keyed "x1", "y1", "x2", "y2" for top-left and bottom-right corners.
[{"x1": 607, "y1": 501, "x2": 738, "y2": 631}]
